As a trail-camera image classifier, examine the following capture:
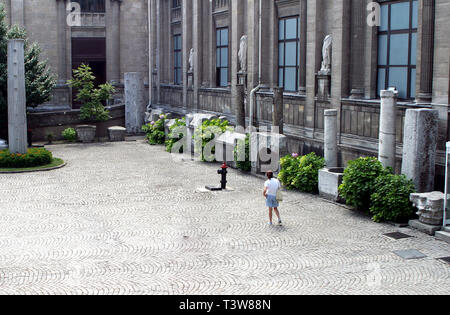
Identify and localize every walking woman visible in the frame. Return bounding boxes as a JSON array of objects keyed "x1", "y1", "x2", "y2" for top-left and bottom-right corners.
[{"x1": 263, "y1": 171, "x2": 282, "y2": 226}]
